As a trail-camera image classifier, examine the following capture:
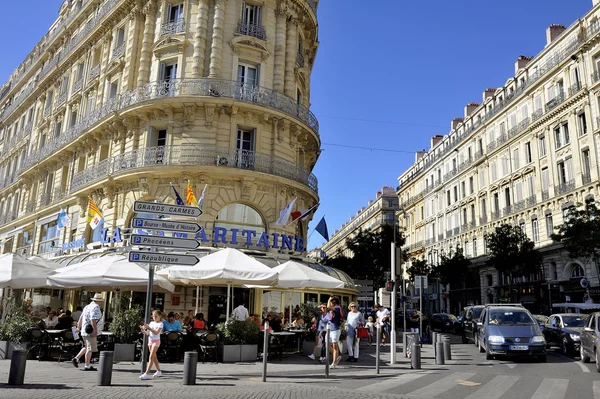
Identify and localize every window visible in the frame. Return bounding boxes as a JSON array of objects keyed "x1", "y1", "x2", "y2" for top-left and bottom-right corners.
[
  {"x1": 491, "y1": 161, "x2": 497, "y2": 181},
  {"x1": 469, "y1": 176, "x2": 474, "y2": 194},
  {"x1": 453, "y1": 186, "x2": 458, "y2": 202},
  {"x1": 167, "y1": 3, "x2": 184, "y2": 22},
  {"x1": 582, "y1": 149, "x2": 591, "y2": 178},
  {"x1": 157, "y1": 129, "x2": 167, "y2": 147},
  {"x1": 108, "y1": 81, "x2": 118, "y2": 100},
  {"x1": 481, "y1": 198, "x2": 487, "y2": 216},
  {"x1": 493, "y1": 192, "x2": 500, "y2": 212},
  {"x1": 499, "y1": 122, "x2": 506, "y2": 136},
  {"x1": 447, "y1": 190, "x2": 451, "y2": 206},
  {"x1": 541, "y1": 167, "x2": 549, "y2": 192},
  {"x1": 16, "y1": 227, "x2": 34, "y2": 256},
  {"x1": 578, "y1": 112, "x2": 588, "y2": 136},
  {"x1": 571, "y1": 264, "x2": 585, "y2": 278},
  {"x1": 520, "y1": 221, "x2": 526, "y2": 235},
  {"x1": 54, "y1": 120, "x2": 62, "y2": 137},
  {"x1": 554, "y1": 126, "x2": 562, "y2": 149},
  {"x1": 473, "y1": 238, "x2": 477, "y2": 257},
  {"x1": 160, "y1": 62, "x2": 178, "y2": 83},
  {"x1": 563, "y1": 123, "x2": 570, "y2": 145},
  {"x1": 504, "y1": 187, "x2": 511, "y2": 207},
  {"x1": 532, "y1": 218, "x2": 539, "y2": 242},
  {"x1": 115, "y1": 27, "x2": 125, "y2": 48},
  {"x1": 236, "y1": 128, "x2": 255, "y2": 169},
  {"x1": 513, "y1": 148, "x2": 519, "y2": 170},
  {"x1": 242, "y1": 1, "x2": 262, "y2": 25},
  {"x1": 214, "y1": 203, "x2": 266, "y2": 243},
  {"x1": 70, "y1": 110, "x2": 77, "y2": 128},
  {"x1": 461, "y1": 181, "x2": 466, "y2": 198},
  {"x1": 546, "y1": 213, "x2": 553, "y2": 238},
  {"x1": 479, "y1": 169, "x2": 485, "y2": 188},
  {"x1": 470, "y1": 204, "x2": 475, "y2": 222},
  {"x1": 539, "y1": 135, "x2": 546, "y2": 157},
  {"x1": 525, "y1": 142, "x2": 532, "y2": 163},
  {"x1": 60, "y1": 76, "x2": 69, "y2": 95},
  {"x1": 238, "y1": 63, "x2": 259, "y2": 98},
  {"x1": 557, "y1": 161, "x2": 567, "y2": 184},
  {"x1": 38, "y1": 220, "x2": 60, "y2": 254}
]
